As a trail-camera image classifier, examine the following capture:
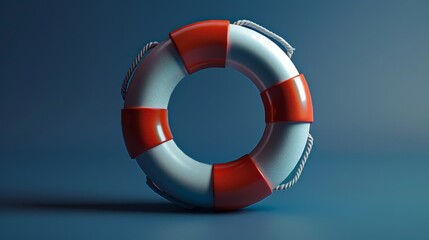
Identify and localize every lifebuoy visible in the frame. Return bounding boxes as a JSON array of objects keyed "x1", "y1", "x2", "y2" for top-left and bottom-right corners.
[{"x1": 121, "y1": 20, "x2": 313, "y2": 210}]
